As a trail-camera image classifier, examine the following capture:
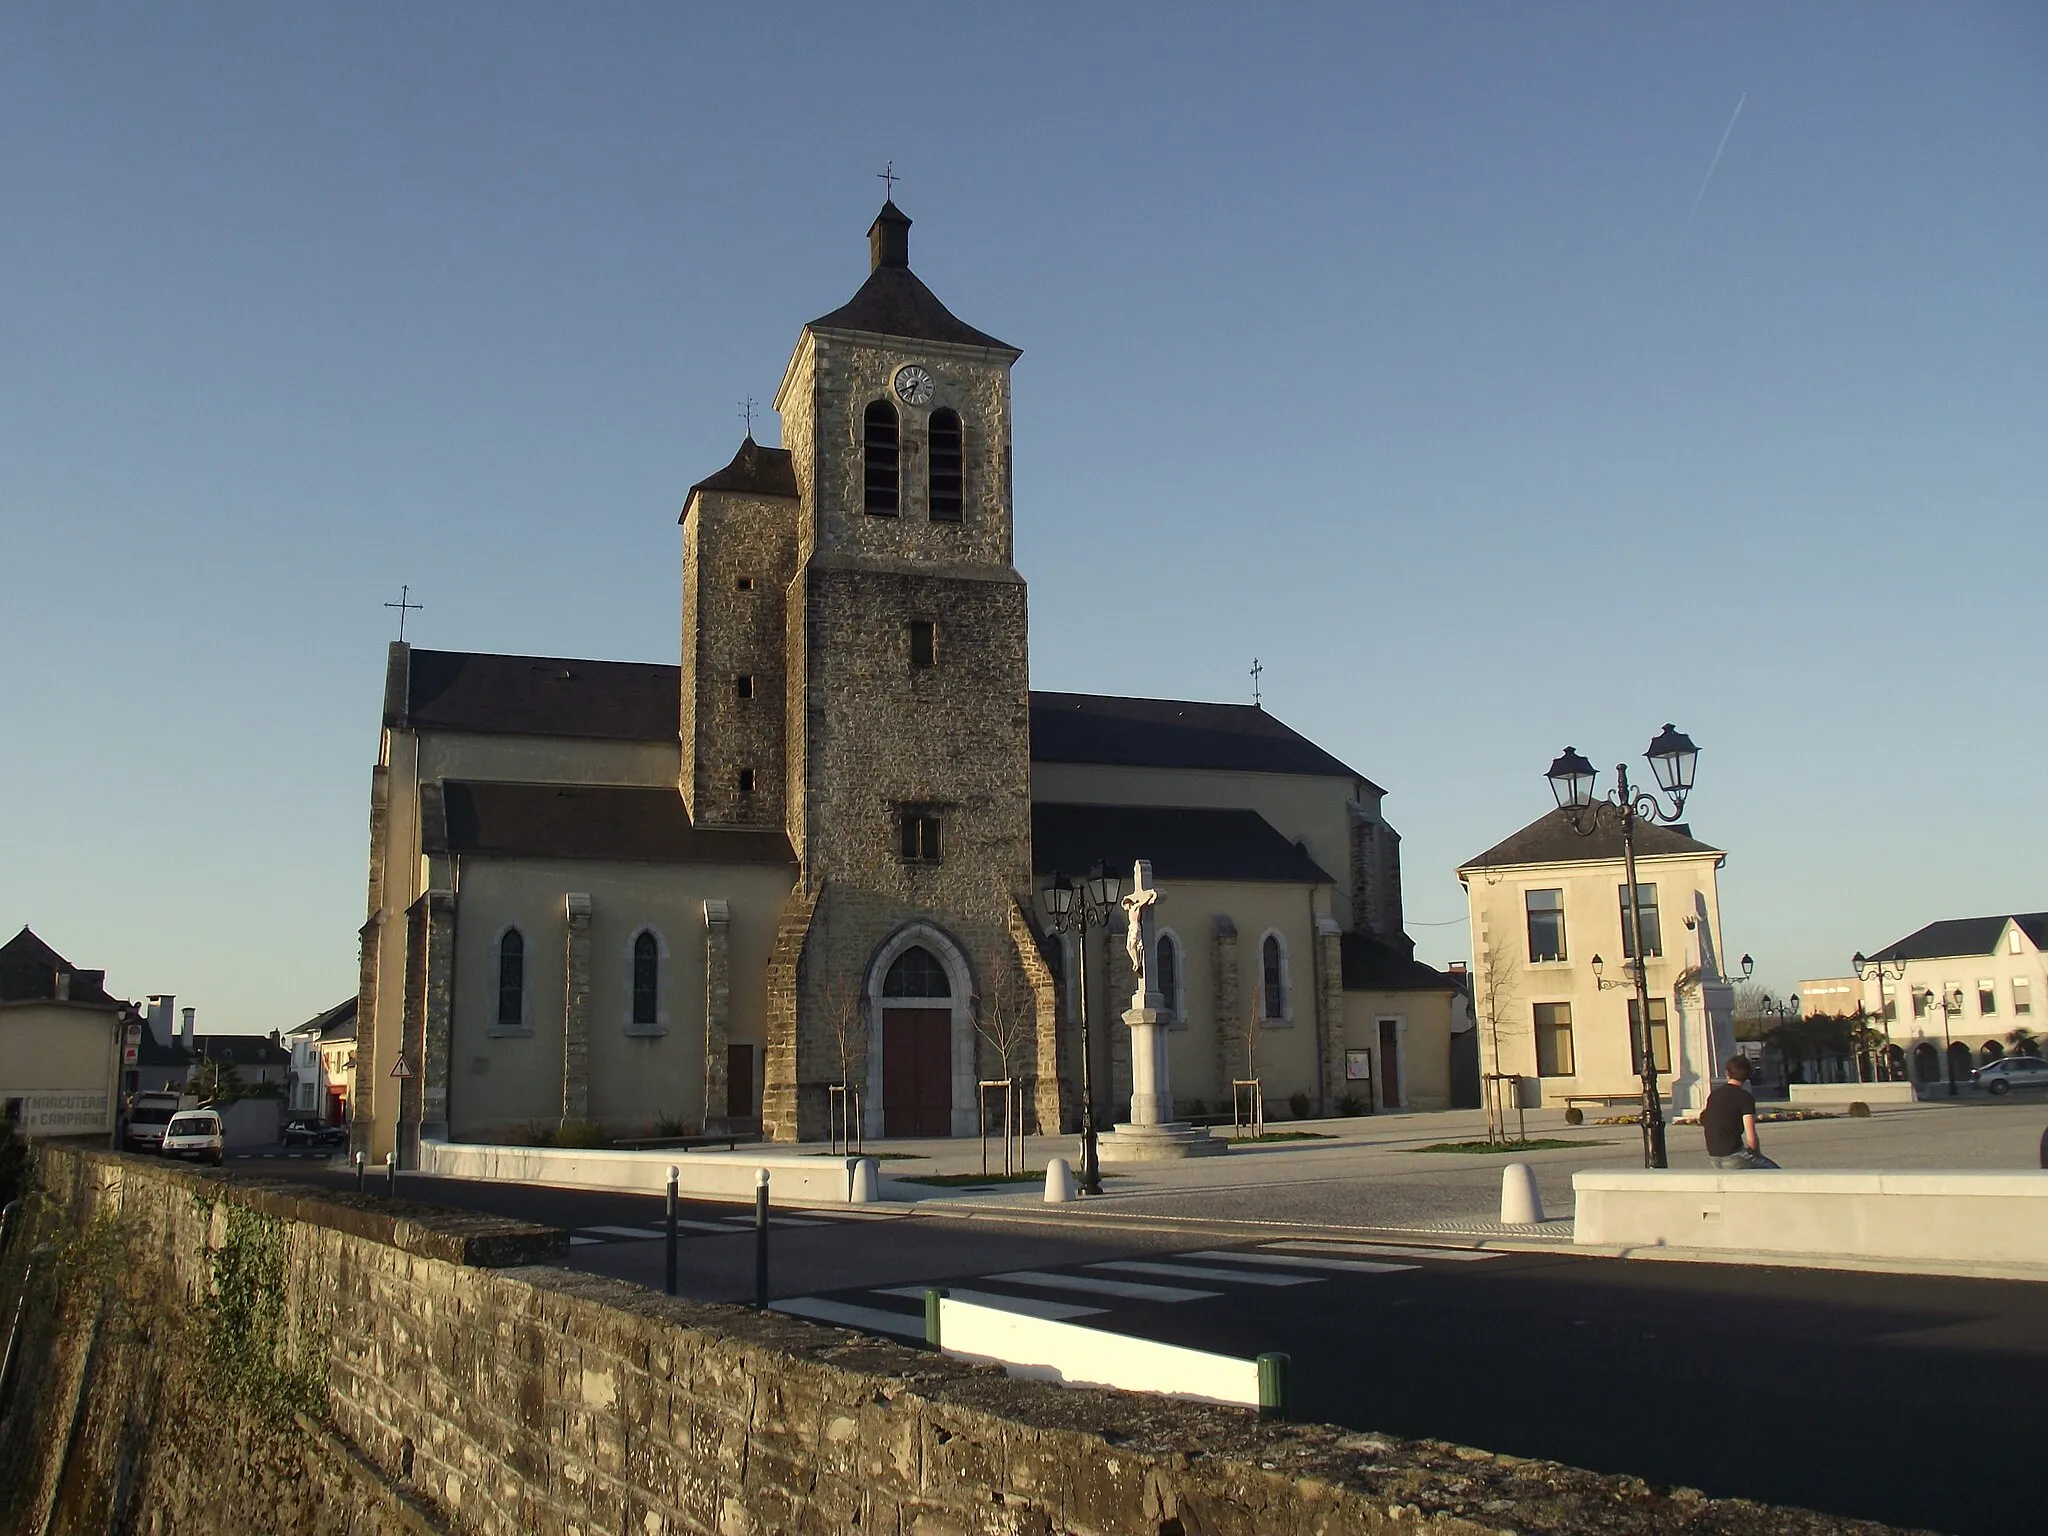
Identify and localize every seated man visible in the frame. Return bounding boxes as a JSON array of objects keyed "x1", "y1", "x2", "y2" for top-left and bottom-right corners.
[{"x1": 1701, "y1": 1055, "x2": 1779, "y2": 1170}]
